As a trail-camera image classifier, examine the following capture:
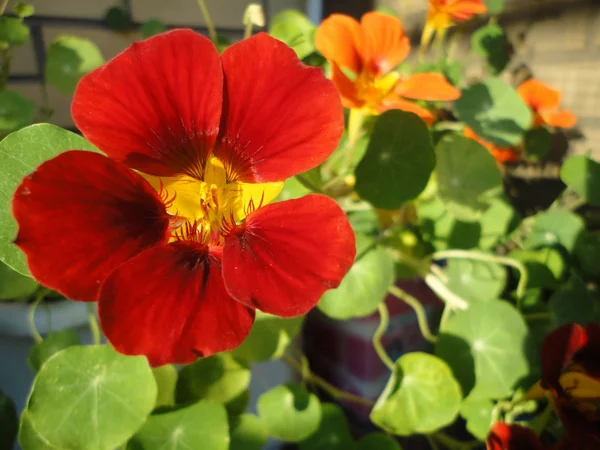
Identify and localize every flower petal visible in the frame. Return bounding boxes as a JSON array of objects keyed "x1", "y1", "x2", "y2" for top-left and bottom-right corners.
[
  {"x1": 72, "y1": 29, "x2": 223, "y2": 177},
  {"x1": 331, "y1": 62, "x2": 364, "y2": 109},
  {"x1": 314, "y1": 14, "x2": 365, "y2": 74},
  {"x1": 518, "y1": 78, "x2": 561, "y2": 111},
  {"x1": 445, "y1": 0, "x2": 488, "y2": 21},
  {"x1": 395, "y1": 73, "x2": 460, "y2": 101},
  {"x1": 99, "y1": 242, "x2": 255, "y2": 366},
  {"x1": 222, "y1": 194, "x2": 355, "y2": 317},
  {"x1": 360, "y1": 12, "x2": 410, "y2": 77},
  {"x1": 217, "y1": 33, "x2": 344, "y2": 183},
  {"x1": 573, "y1": 323, "x2": 600, "y2": 379},
  {"x1": 541, "y1": 110, "x2": 577, "y2": 129},
  {"x1": 541, "y1": 323, "x2": 588, "y2": 391},
  {"x1": 486, "y1": 423, "x2": 545, "y2": 450},
  {"x1": 13, "y1": 151, "x2": 170, "y2": 301}
]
